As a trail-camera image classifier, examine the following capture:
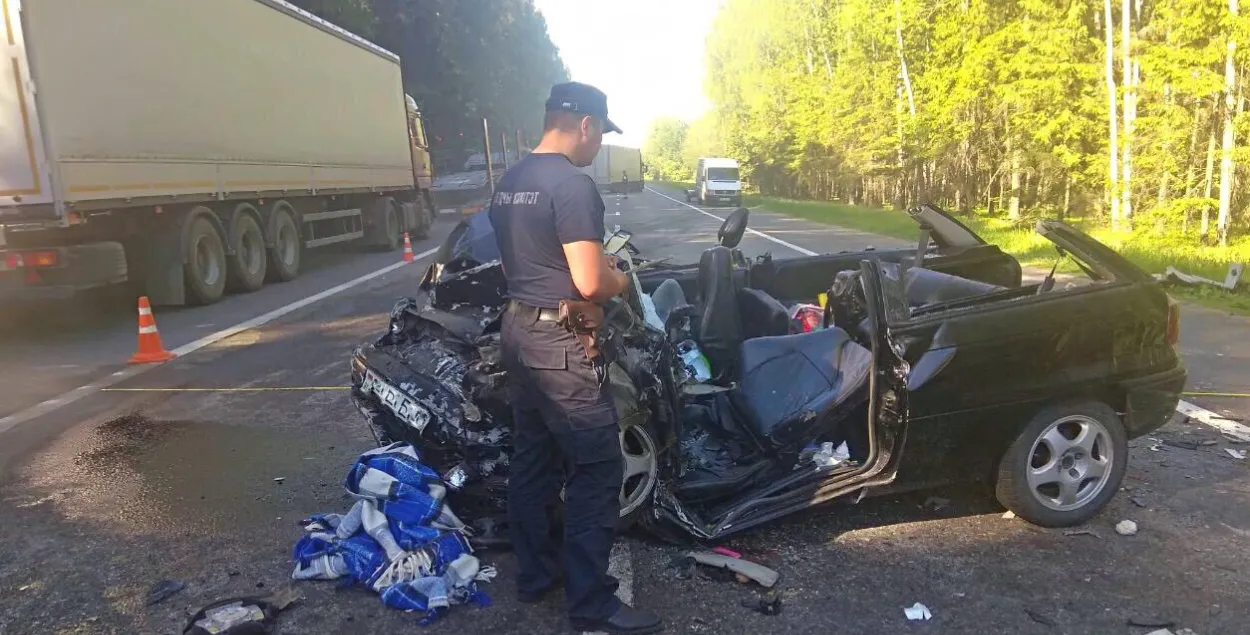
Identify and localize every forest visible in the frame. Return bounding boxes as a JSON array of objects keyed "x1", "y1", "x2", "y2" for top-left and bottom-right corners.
[
  {"x1": 645, "y1": 0, "x2": 1250, "y2": 252},
  {"x1": 290, "y1": 0, "x2": 567, "y2": 169}
]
